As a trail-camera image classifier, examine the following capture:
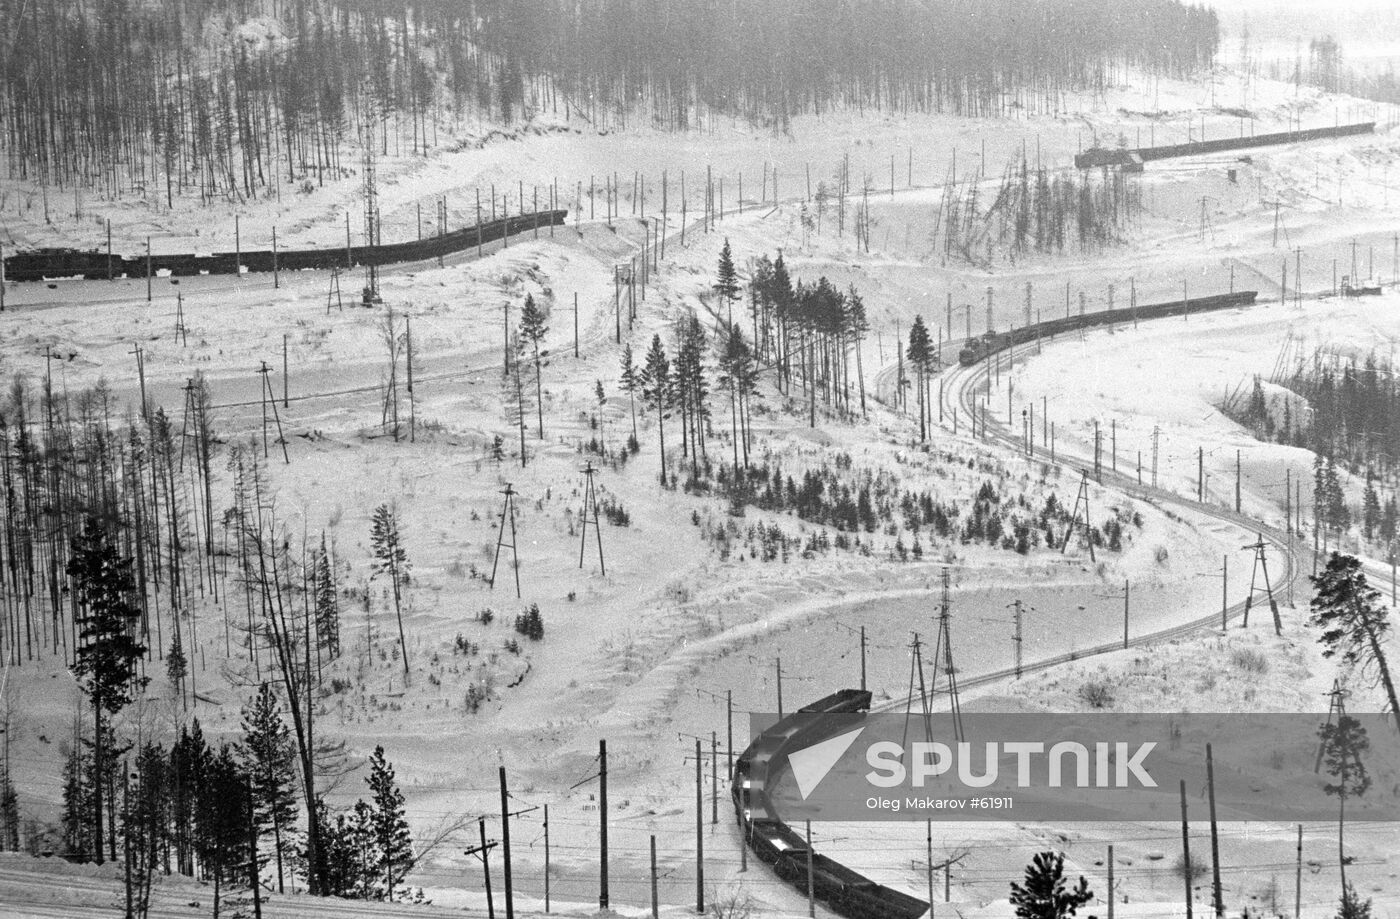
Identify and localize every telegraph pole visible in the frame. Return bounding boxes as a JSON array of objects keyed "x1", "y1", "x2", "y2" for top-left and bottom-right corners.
[
  {"x1": 599, "y1": 740, "x2": 608, "y2": 910},
  {"x1": 500, "y1": 767, "x2": 514, "y2": 919}
]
